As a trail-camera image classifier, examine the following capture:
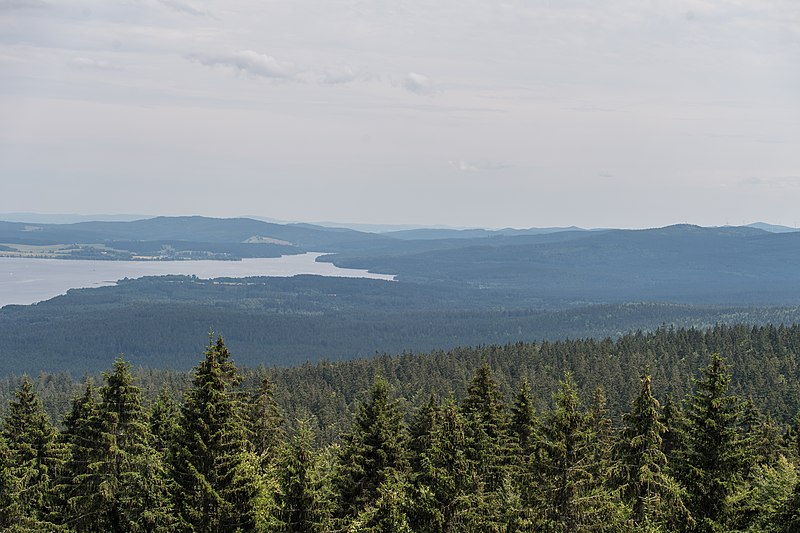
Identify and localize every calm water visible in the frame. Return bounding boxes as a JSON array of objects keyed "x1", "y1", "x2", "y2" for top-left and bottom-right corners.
[{"x1": 0, "y1": 253, "x2": 395, "y2": 307}]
